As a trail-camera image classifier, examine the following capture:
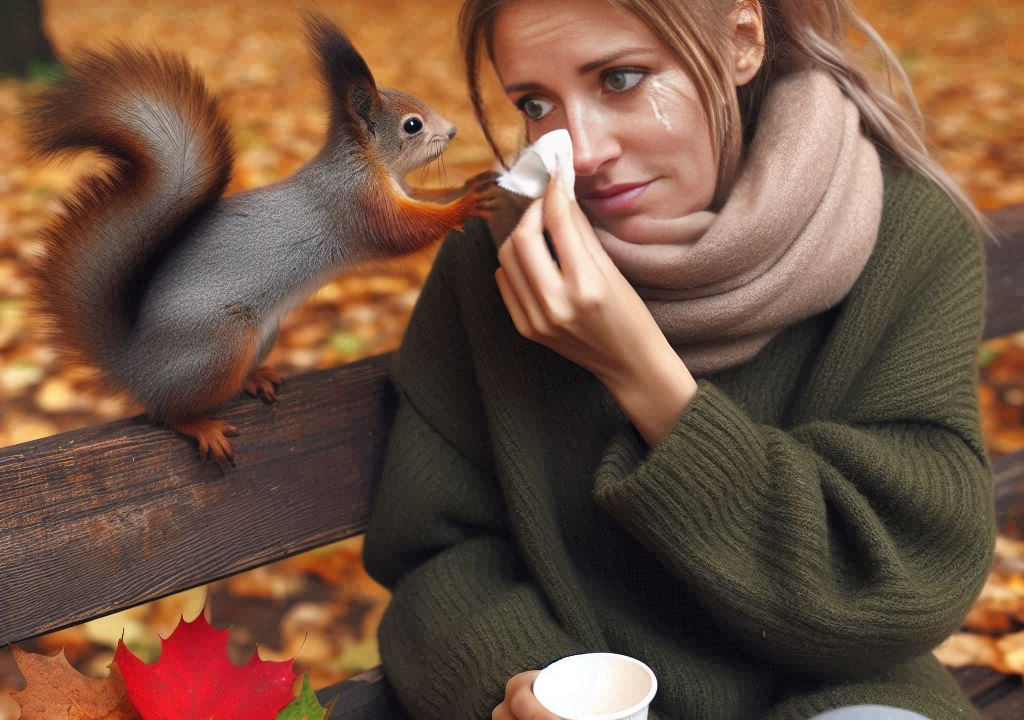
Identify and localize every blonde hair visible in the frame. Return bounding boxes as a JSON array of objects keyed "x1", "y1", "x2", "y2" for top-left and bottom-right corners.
[{"x1": 458, "y1": 0, "x2": 995, "y2": 242}]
